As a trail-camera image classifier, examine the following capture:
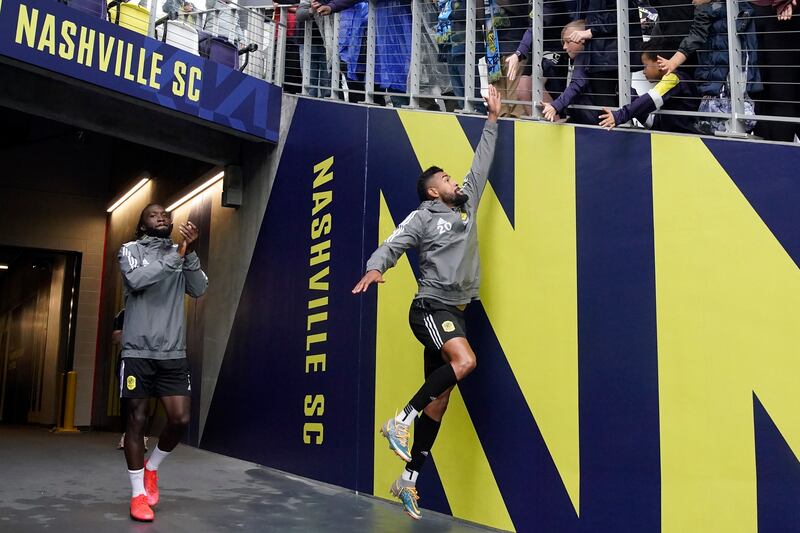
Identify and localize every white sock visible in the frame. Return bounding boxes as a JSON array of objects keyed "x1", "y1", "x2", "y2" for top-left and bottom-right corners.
[
  {"x1": 401, "y1": 469, "x2": 418, "y2": 484},
  {"x1": 129, "y1": 468, "x2": 145, "y2": 497},
  {"x1": 395, "y1": 405, "x2": 418, "y2": 425},
  {"x1": 145, "y1": 445, "x2": 171, "y2": 471}
]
